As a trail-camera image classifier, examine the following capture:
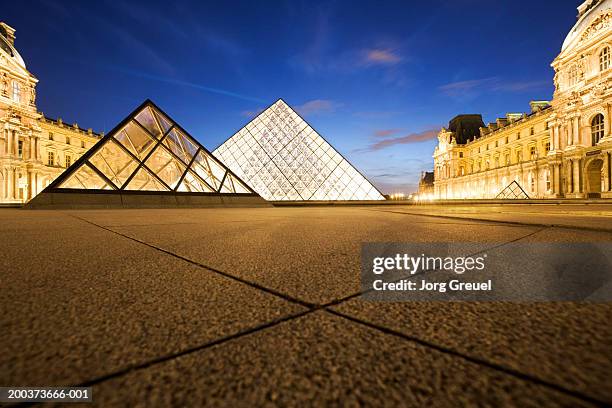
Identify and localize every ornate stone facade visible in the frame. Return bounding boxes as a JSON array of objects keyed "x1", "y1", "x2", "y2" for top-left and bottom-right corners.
[
  {"x1": 433, "y1": 0, "x2": 612, "y2": 199},
  {"x1": 0, "y1": 22, "x2": 99, "y2": 204}
]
